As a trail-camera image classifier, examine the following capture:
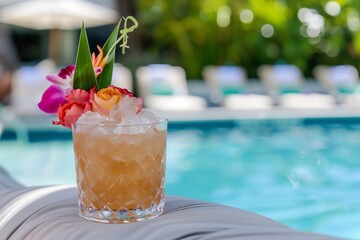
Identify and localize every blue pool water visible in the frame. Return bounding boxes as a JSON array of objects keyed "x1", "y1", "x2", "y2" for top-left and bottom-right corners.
[{"x1": 1, "y1": 118, "x2": 360, "y2": 239}]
